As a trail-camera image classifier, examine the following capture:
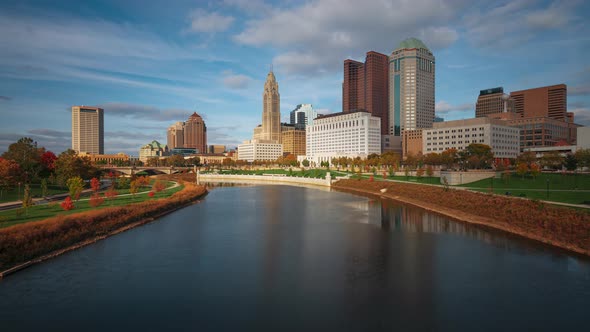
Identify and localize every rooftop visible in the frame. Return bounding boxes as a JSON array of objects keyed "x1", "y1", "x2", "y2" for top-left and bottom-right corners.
[{"x1": 396, "y1": 38, "x2": 430, "y2": 51}]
